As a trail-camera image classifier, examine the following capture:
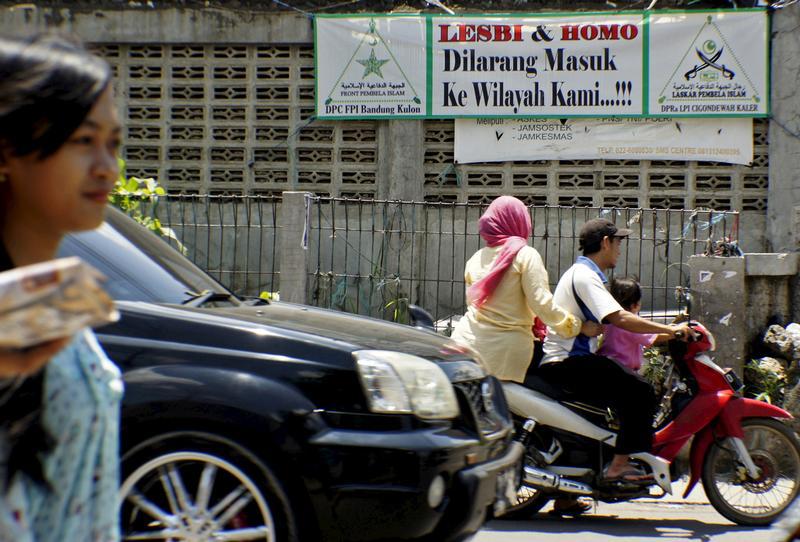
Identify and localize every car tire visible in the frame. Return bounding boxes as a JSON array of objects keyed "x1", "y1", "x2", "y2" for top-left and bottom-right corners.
[{"x1": 120, "y1": 431, "x2": 299, "y2": 541}]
